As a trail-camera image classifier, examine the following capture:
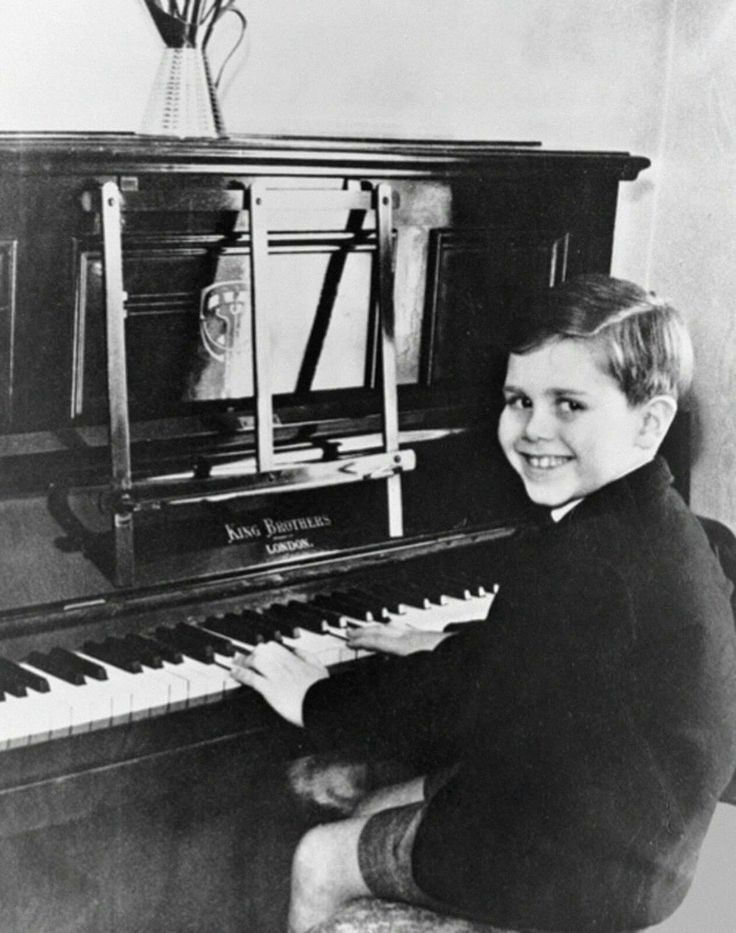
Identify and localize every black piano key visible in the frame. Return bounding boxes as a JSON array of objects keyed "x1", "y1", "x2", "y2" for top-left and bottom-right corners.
[
  {"x1": 230, "y1": 610, "x2": 281, "y2": 642},
  {"x1": 50, "y1": 647, "x2": 108, "y2": 681},
  {"x1": 395, "y1": 577, "x2": 448, "y2": 606},
  {"x1": 0, "y1": 663, "x2": 27, "y2": 697},
  {"x1": 128, "y1": 633, "x2": 184, "y2": 665},
  {"x1": 120, "y1": 634, "x2": 164, "y2": 669},
  {"x1": 258, "y1": 602, "x2": 315, "y2": 634},
  {"x1": 282, "y1": 601, "x2": 335, "y2": 633},
  {"x1": 377, "y1": 580, "x2": 431, "y2": 609},
  {"x1": 175, "y1": 622, "x2": 236, "y2": 657},
  {"x1": 251, "y1": 616, "x2": 287, "y2": 641},
  {"x1": 26, "y1": 650, "x2": 86, "y2": 686},
  {"x1": 259, "y1": 607, "x2": 300, "y2": 640},
  {"x1": 214, "y1": 611, "x2": 271, "y2": 644},
  {"x1": 99, "y1": 637, "x2": 146, "y2": 670},
  {"x1": 312, "y1": 593, "x2": 372, "y2": 621},
  {"x1": 358, "y1": 584, "x2": 409, "y2": 614},
  {"x1": 440, "y1": 568, "x2": 491, "y2": 595},
  {"x1": 153, "y1": 626, "x2": 214, "y2": 664},
  {"x1": 450, "y1": 574, "x2": 491, "y2": 597},
  {"x1": 82, "y1": 639, "x2": 143, "y2": 674},
  {"x1": 198, "y1": 616, "x2": 237, "y2": 639},
  {"x1": 203, "y1": 614, "x2": 265, "y2": 647},
  {"x1": 428, "y1": 575, "x2": 472, "y2": 600},
  {"x1": 238, "y1": 609, "x2": 279, "y2": 631},
  {"x1": 0, "y1": 657, "x2": 50, "y2": 693},
  {"x1": 341, "y1": 589, "x2": 392, "y2": 620}
]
